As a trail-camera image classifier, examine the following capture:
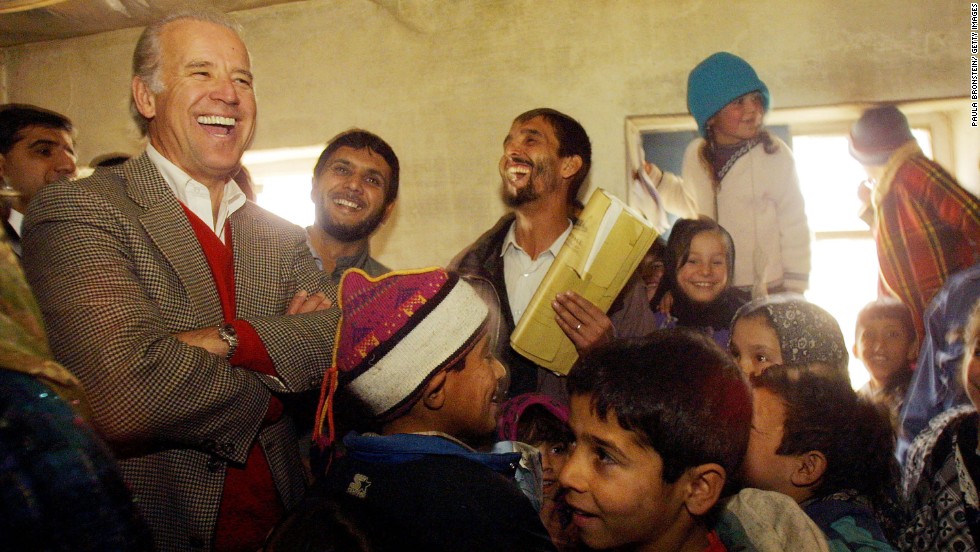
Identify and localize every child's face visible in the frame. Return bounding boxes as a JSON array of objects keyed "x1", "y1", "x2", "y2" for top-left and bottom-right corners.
[
  {"x1": 854, "y1": 317, "x2": 915, "y2": 386},
  {"x1": 638, "y1": 252, "x2": 666, "y2": 302},
  {"x1": 441, "y1": 334, "x2": 506, "y2": 440},
  {"x1": 560, "y1": 394, "x2": 690, "y2": 551},
  {"x1": 729, "y1": 315, "x2": 783, "y2": 376},
  {"x1": 676, "y1": 231, "x2": 729, "y2": 304},
  {"x1": 533, "y1": 440, "x2": 571, "y2": 500},
  {"x1": 709, "y1": 91, "x2": 764, "y2": 146},
  {"x1": 961, "y1": 321, "x2": 980, "y2": 411},
  {"x1": 741, "y1": 388, "x2": 808, "y2": 503}
]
